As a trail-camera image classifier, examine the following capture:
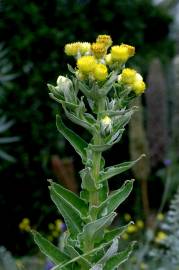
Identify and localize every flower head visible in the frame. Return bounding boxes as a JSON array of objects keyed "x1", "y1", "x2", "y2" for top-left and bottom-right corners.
[
  {"x1": 91, "y1": 42, "x2": 106, "y2": 58},
  {"x1": 119, "y1": 68, "x2": 137, "y2": 84},
  {"x1": 96, "y1": 34, "x2": 112, "y2": 48},
  {"x1": 111, "y1": 44, "x2": 135, "y2": 62},
  {"x1": 64, "y1": 42, "x2": 81, "y2": 56},
  {"x1": 77, "y1": 55, "x2": 96, "y2": 73},
  {"x1": 132, "y1": 80, "x2": 146, "y2": 95},
  {"x1": 93, "y1": 63, "x2": 108, "y2": 81}
]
